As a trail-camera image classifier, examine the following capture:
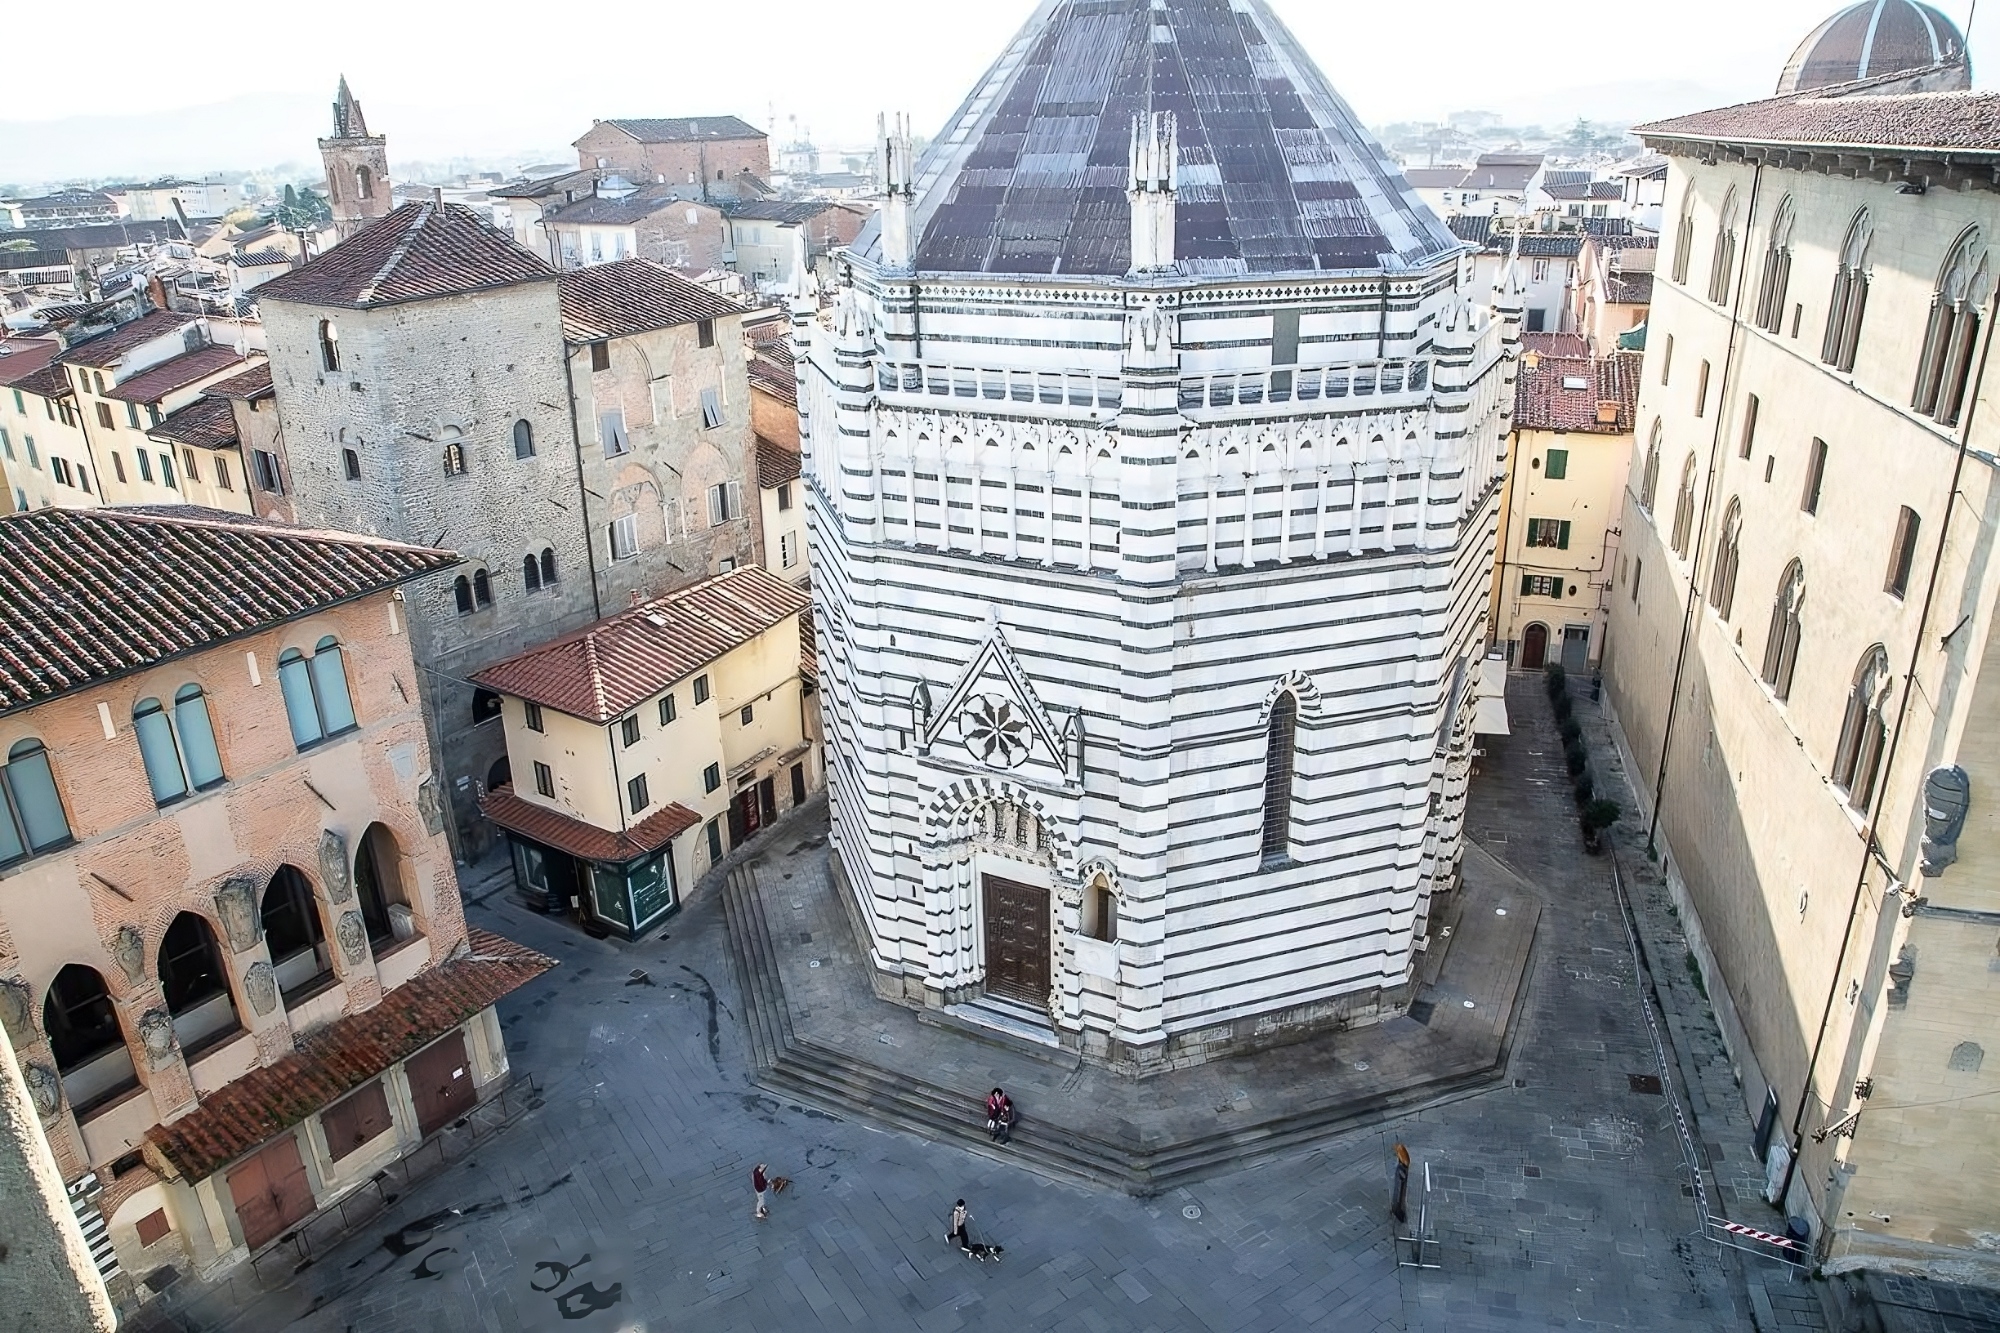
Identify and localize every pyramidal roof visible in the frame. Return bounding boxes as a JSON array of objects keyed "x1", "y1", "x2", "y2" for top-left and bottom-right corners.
[{"x1": 885, "y1": 0, "x2": 1457, "y2": 280}]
